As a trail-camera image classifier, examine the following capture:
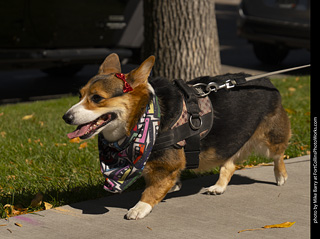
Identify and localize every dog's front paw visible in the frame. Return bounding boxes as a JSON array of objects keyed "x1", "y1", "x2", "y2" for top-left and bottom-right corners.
[
  {"x1": 275, "y1": 172, "x2": 288, "y2": 186},
  {"x1": 205, "y1": 185, "x2": 226, "y2": 195},
  {"x1": 125, "y1": 201, "x2": 152, "y2": 220}
]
